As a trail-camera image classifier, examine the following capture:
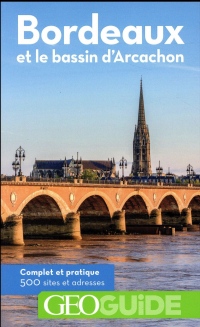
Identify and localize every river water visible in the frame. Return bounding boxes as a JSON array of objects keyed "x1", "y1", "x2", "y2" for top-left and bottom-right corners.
[{"x1": 1, "y1": 232, "x2": 200, "y2": 327}]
